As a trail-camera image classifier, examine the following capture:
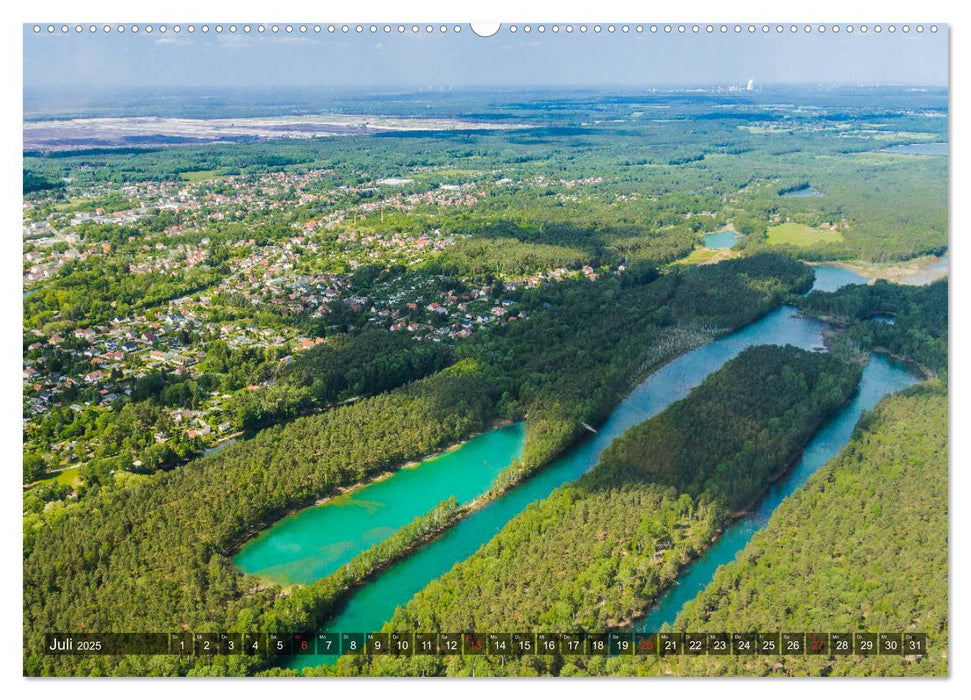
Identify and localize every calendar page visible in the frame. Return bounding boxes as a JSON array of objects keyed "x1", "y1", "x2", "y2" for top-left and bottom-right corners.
[{"x1": 20, "y1": 16, "x2": 949, "y2": 682}]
